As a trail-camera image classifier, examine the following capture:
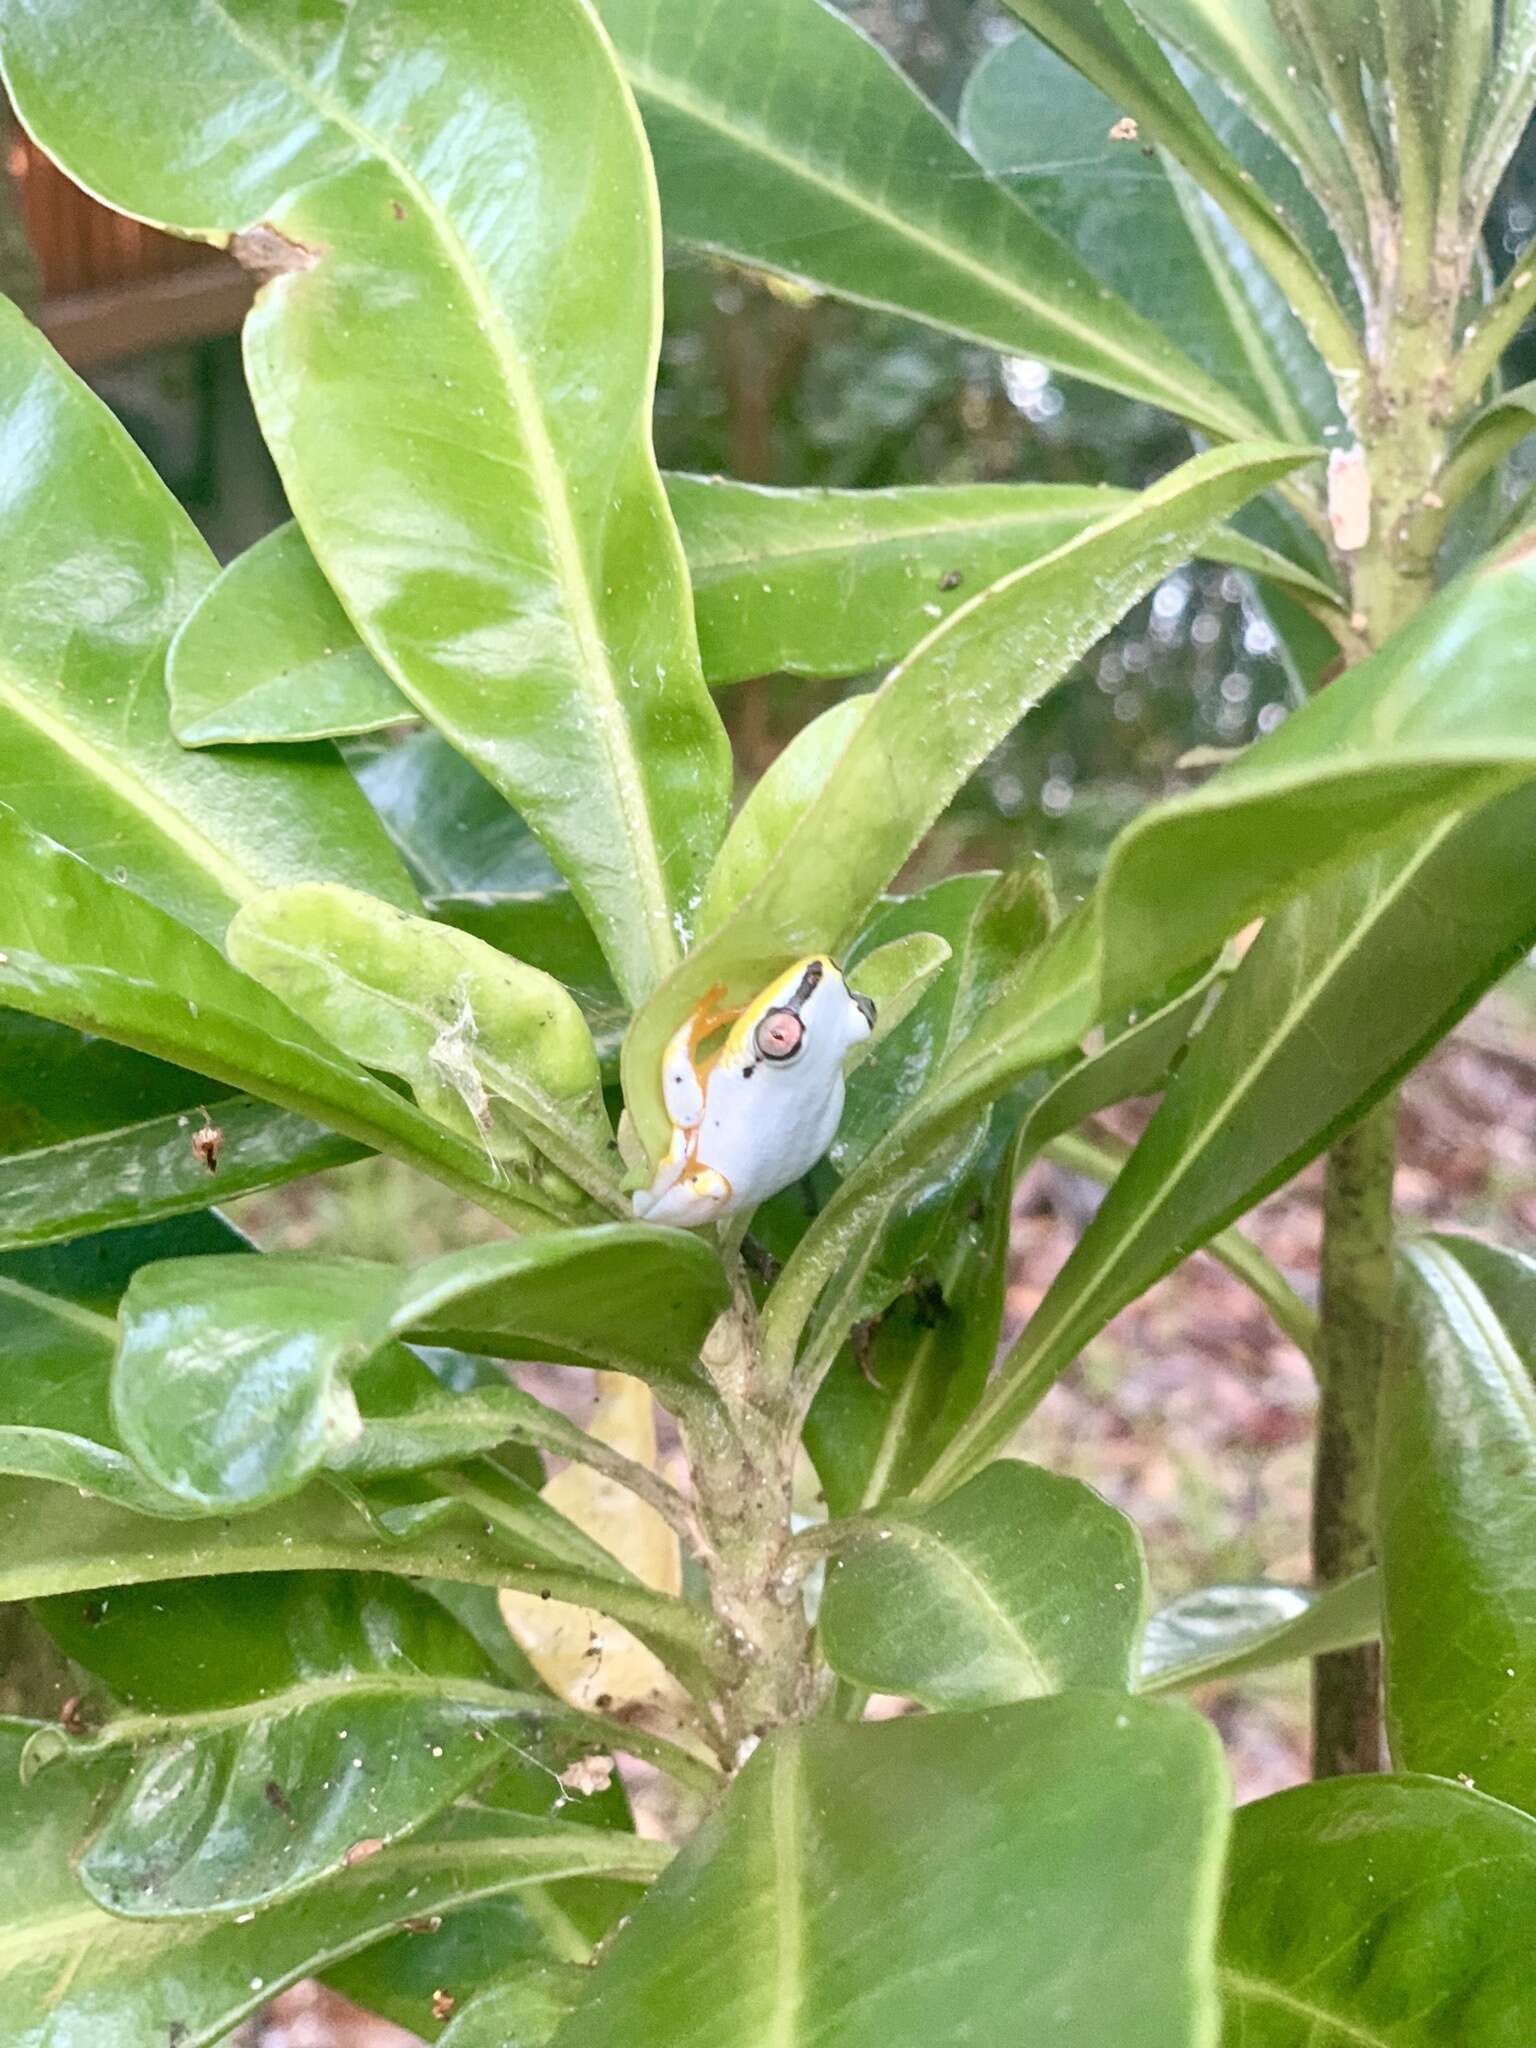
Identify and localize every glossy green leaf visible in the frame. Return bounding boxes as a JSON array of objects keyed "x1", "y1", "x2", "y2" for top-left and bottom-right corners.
[
  {"x1": 960, "y1": 31, "x2": 1338, "y2": 445},
  {"x1": 1138, "y1": 1571, "x2": 1380, "y2": 1694},
  {"x1": 174, "y1": 483, "x2": 1340, "y2": 749},
  {"x1": 0, "y1": 1719, "x2": 665, "y2": 2048},
  {"x1": 227, "y1": 883, "x2": 621, "y2": 1214},
  {"x1": 924, "y1": 784, "x2": 1536, "y2": 1494},
  {"x1": 1092, "y1": 537, "x2": 1536, "y2": 1012},
  {"x1": 331, "y1": 1931, "x2": 588, "y2": 2046},
  {"x1": 555, "y1": 1692, "x2": 1227, "y2": 2048},
  {"x1": 432, "y1": 894, "x2": 627, "y2": 1066},
  {"x1": 0, "y1": 1010, "x2": 360, "y2": 1249},
  {"x1": 0, "y1": 808, "x2": 545, "y2": 1227},
  {"x1": 0, "y1": 1468, "x2": 726, "y2": 1692},
  {"x1": 113, "y1": 1227, "x2": 726, "y2": 1510},
  {"x1": 1219, "y1": 1775, "x2": 1536, "y2": 2045},
  {"x1": 674, "y1": 475, "x2": 1343, "y2": 684},
  {"x1": 624, "y1": 439, "x2": 1308, "y2": 1164},
  {"x1": 350, "y1": 729, "x2": 564, "y2": 899},
  {"x1": 818, "y1": 1460, "x2": 1145, "y2": 1708},
  {"x1": 1379, "y1": 1234, "x2": 1536, "y2": 1813},
  {"x1": 0, "y1": 1214, "x2": 245, "y2": 1516},
  {"x1": 0, "y1": 296, "x2": 414, "y2": 944},
  {"x1": 599, "y1": 0, "x2": 1269, "y2": 440},
  {"x1": 169, "y1": 520, "x2": 410, "y2": 744},
  {"x1": 28, "y1": 1574, "x2": 679, "y2": 1918},
  {"x1": 997, "y1": 0, "x2": 1364, "y2": 367},
  {"x1": 699, "y1": 697, "x2": 871, "y2": 935},
  {"x1": 1, "y1": 0, "x2": 732, "y2": 1007},
  {"x1": 803, "y1": 1114, "x2": 1027, "y2": 1517}
]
